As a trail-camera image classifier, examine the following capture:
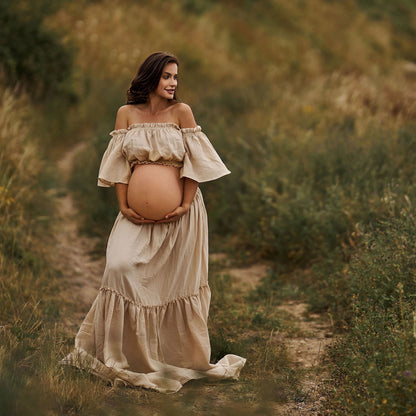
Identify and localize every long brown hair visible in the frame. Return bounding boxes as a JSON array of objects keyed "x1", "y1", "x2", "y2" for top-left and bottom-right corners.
[{"x1": 126, "y1": 52, "x2": 179, "y2": 104}]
